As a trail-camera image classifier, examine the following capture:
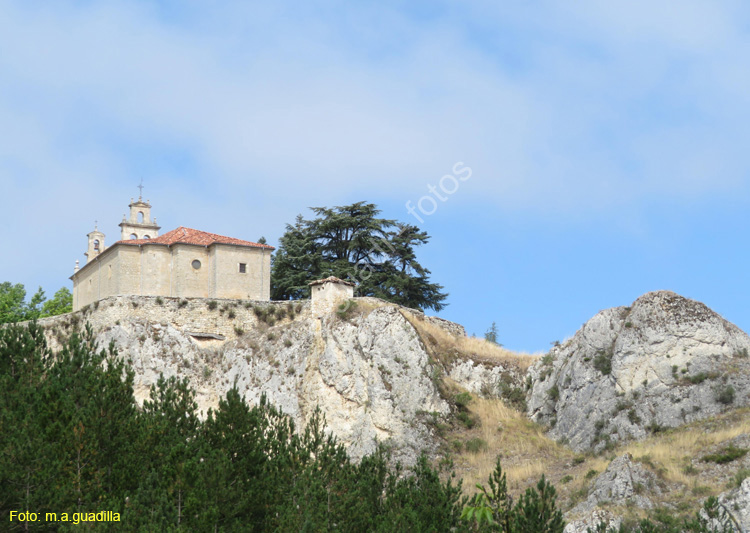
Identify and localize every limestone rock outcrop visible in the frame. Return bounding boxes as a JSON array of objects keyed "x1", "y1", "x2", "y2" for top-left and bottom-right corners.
[
  {"x1": 705, "y1": 477, "x2": 750, "y2": 530},
  {"x1": 527, "y1": 291, "x2": 750, "y2": 452},
  {"x1": 39, "y1": 295, "x2": 506, "y2": 466},
  {"x1": 571, "y1": 454, "x2": 661, "y2": 515},
  {"x1": 563, "y1": 509, "x2": 621, "y2": 533}
]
